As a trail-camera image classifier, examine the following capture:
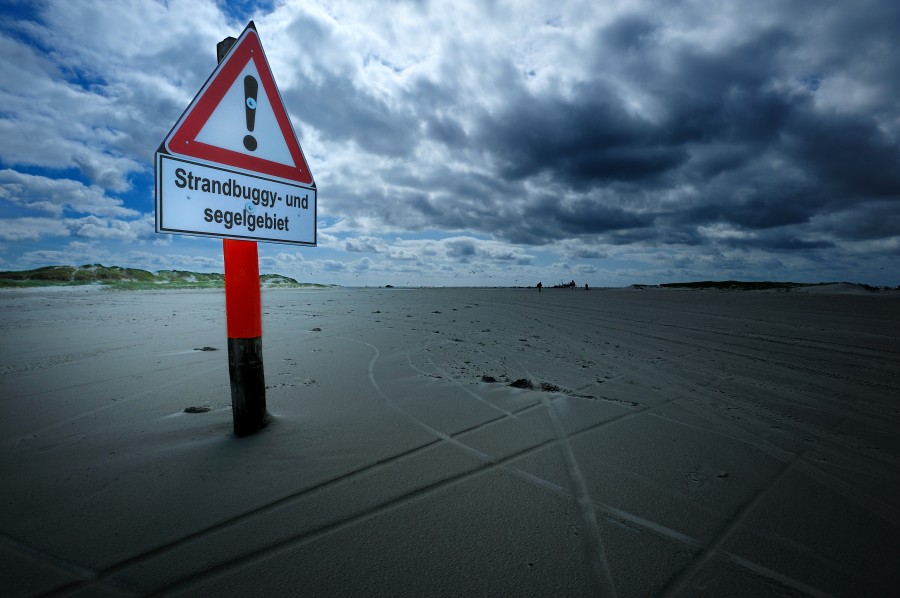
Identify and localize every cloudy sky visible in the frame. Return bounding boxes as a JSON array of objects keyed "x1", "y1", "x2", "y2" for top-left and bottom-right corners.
[{"x1": 1, "y1": 0, "x2": 898, "y2": 287}]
